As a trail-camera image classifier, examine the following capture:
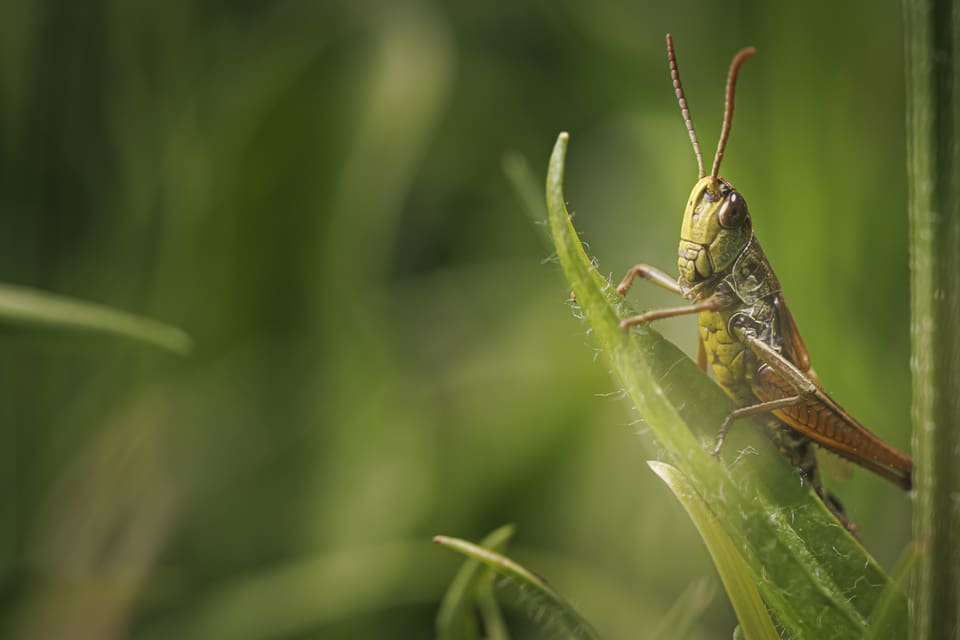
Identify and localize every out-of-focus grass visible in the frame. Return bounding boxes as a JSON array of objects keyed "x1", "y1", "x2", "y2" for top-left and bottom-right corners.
[{"x1": 0, "y1": 2, "x2": 911, "y2": 638}]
